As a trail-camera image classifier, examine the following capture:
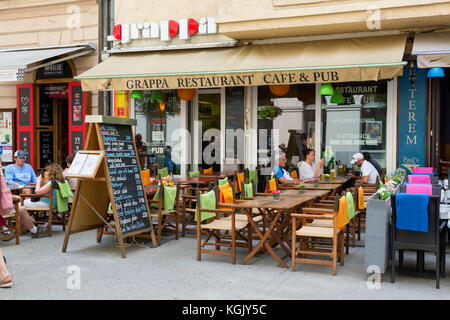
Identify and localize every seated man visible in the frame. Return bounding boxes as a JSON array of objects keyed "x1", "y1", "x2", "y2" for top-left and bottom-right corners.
[
  {"x1": 5, "y1": 150, "x2": 36, "y2": 187},
  {"x1": 348, "y1": 152, "x2": 379, "y2": 184},
  {"x1": 272, "y1": 153, "x2": 302, "y2": 184}
]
